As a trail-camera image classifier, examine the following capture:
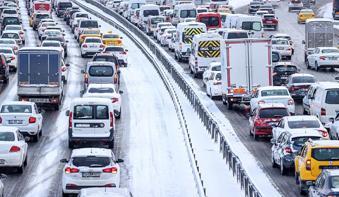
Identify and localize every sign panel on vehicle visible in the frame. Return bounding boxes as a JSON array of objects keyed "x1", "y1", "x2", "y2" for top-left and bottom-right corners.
[
  {"x1": 29, "y1": 98, "x2": 50, "y2": 103},
  {"x1": 0, "y1": 159, "x2": 5, "y2": 164},
  {"x1": 198, "y1": 40, "x2": 220, "y2": 58}
]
